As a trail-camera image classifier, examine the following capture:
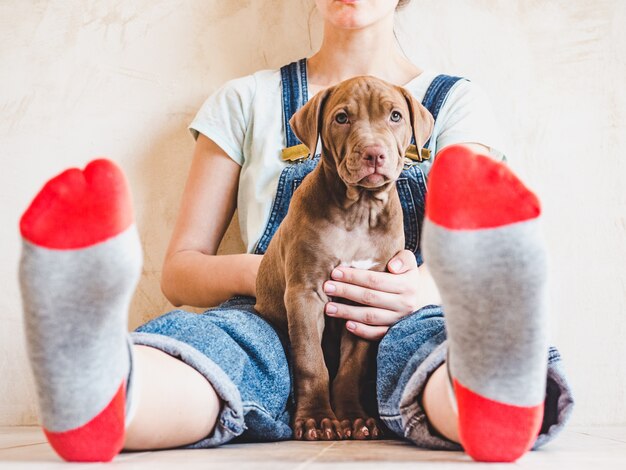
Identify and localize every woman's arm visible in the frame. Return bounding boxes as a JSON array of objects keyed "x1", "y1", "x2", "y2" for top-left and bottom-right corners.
[{"x1": 161, "y1": 134, "x2": 262, "y2": 308}]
